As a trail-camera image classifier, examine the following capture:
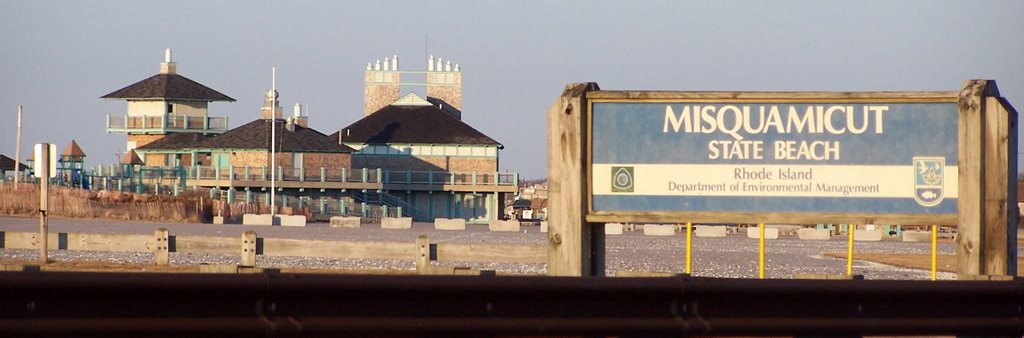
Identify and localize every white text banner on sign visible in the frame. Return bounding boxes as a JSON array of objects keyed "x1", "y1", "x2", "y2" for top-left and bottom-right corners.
[{"x1": 589, "y1": 100, "x2": 958, "y2": 217}]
